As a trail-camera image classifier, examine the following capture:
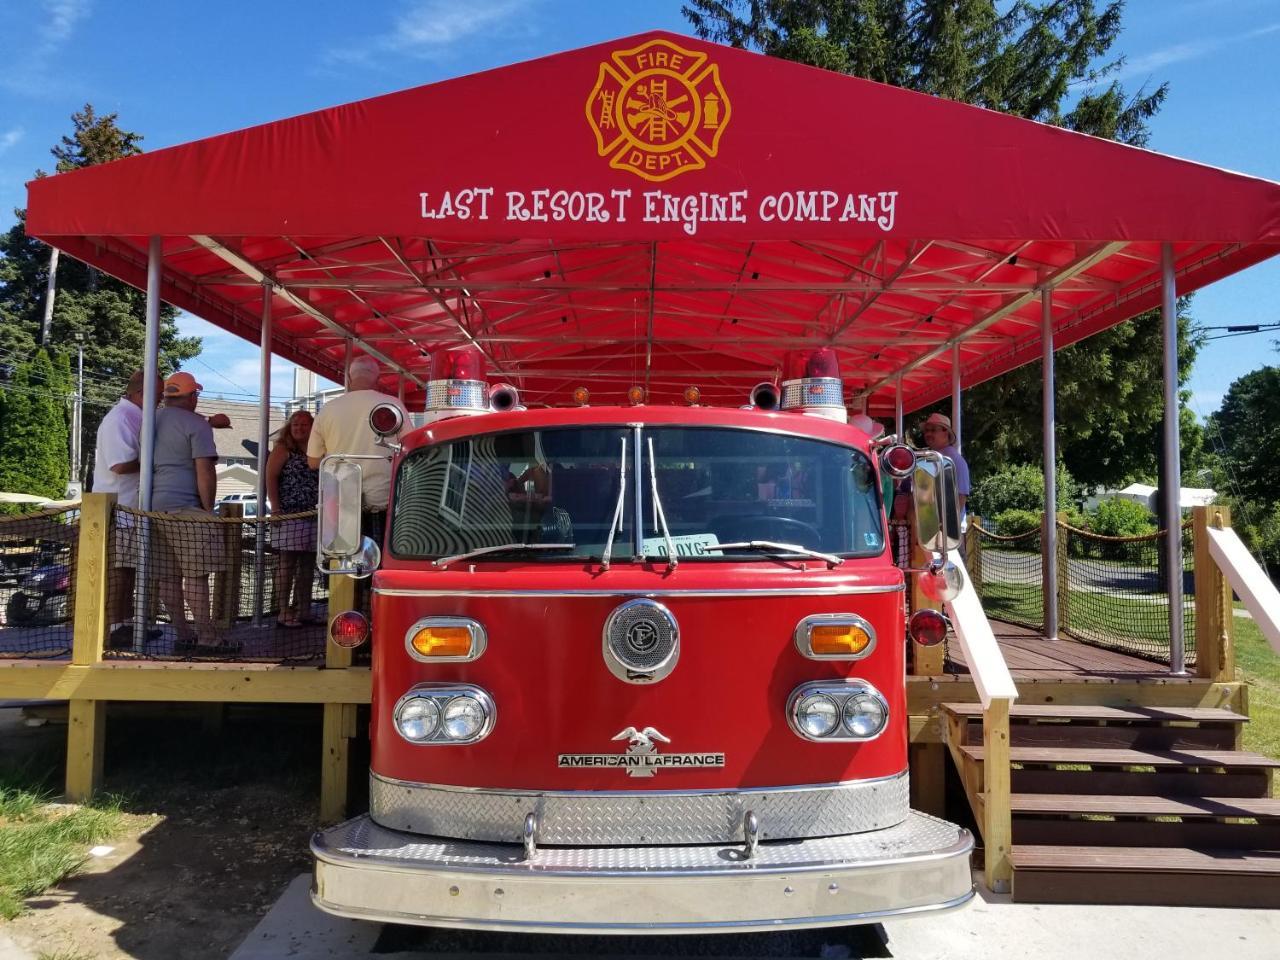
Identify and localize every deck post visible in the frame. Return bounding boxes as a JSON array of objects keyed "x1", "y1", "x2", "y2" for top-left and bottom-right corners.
[
  {"x1": 1041, "y1": 286, "x2": 1059, "y2": 639},
  {"x1": 982, "y1": 697, "x2": 1013, "y2": 893},
  {"x1": 1160, "y1": 243, "x2": 1187, "y2": 674},
  {"x1": 966, "y1": 516, "x2": 982, "y2": 594},
  {"x1": 1056, "y1": 513, "x2": 1072, "y2": 636},
  {"x1": 1194, "y1": 505, "x2": 1234, "y2": 683},
  {"x1": 213, "y1": 502, "x2": 243, "y2": 626},
  {"x1": 66, "y1": 491, "x2": 115, "y2": 801},
  {"x1": 320, "y1": 572, "x2": 358, "y2": 822}
]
